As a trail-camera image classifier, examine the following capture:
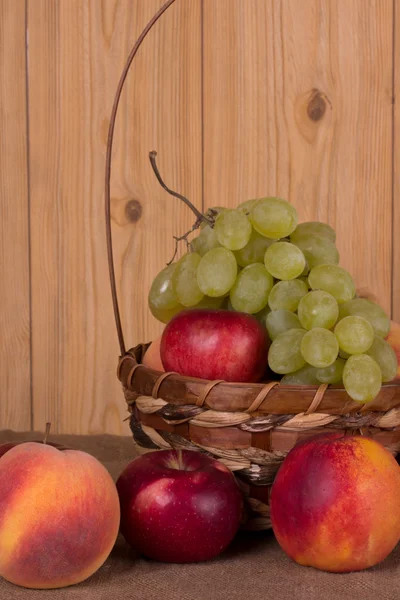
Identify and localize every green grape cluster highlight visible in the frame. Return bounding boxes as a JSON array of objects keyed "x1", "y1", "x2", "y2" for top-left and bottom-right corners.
[{"x1": 148, "y1": 197, "x2": 397, "y2": 404}]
